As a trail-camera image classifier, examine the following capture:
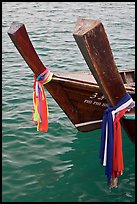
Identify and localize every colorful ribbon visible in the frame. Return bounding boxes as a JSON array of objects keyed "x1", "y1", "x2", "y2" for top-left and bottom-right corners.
[
  {"x1": 99, "y1": 93, "x2": 134, "y2": 188},
  {"x1": 32, "y1": 68, "x2": 53, "y2": 132}
]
